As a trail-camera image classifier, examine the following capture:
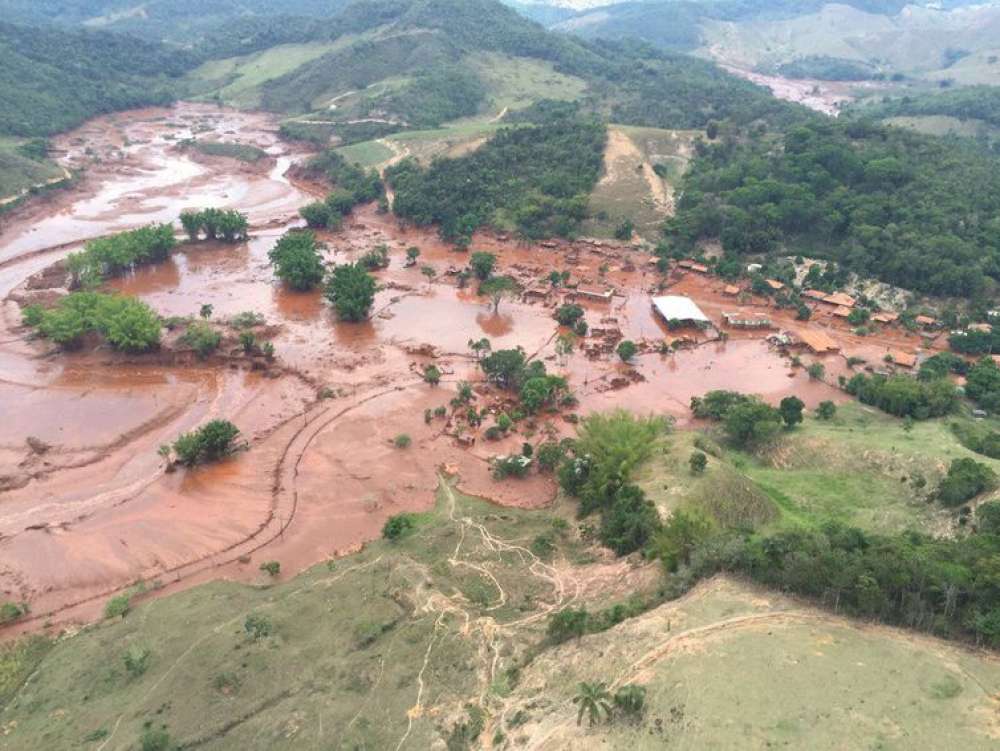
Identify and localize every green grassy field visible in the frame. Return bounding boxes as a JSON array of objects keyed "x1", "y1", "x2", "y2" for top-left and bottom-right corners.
[
  {"x1": 503, "y1": 576, "x2": 1000, "y2": 750},
  {"x1": 0, "y1": 138, "x2": 63, "y2": 202},
  {"x1": 884, "y1": 115, "x2": 1000, "y2": 140},
  {"x1": 0, "y1": 482, "x2": 618, "y2": 750},
  {"x1": 466, "y1": 52, "x2": 588, "y2": 116},
  {"x1": 187, "y1": 42, "x2": 347, "y2": 108}
]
